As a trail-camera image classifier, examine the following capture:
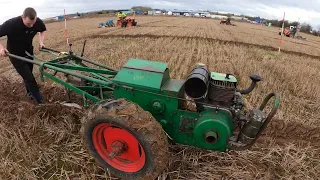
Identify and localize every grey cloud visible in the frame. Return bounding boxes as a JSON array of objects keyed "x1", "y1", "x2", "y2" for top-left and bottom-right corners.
[
  {"x1": 169, "y1": 0, "x2": 320, "y2": 12},
  {"x1": 250, "y1": 0, "x2": 320, "y2": 12},
  {"x1": 1, "y1": 0, "x2": 320, "y2": 28}
]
